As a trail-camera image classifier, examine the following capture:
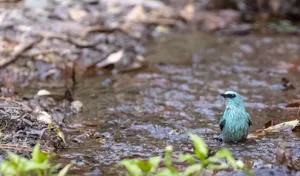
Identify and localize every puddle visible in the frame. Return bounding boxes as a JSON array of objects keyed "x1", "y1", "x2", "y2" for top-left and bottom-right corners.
[{"x1": 58, "y1": 33, "x2": 300, "y2": 175}]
